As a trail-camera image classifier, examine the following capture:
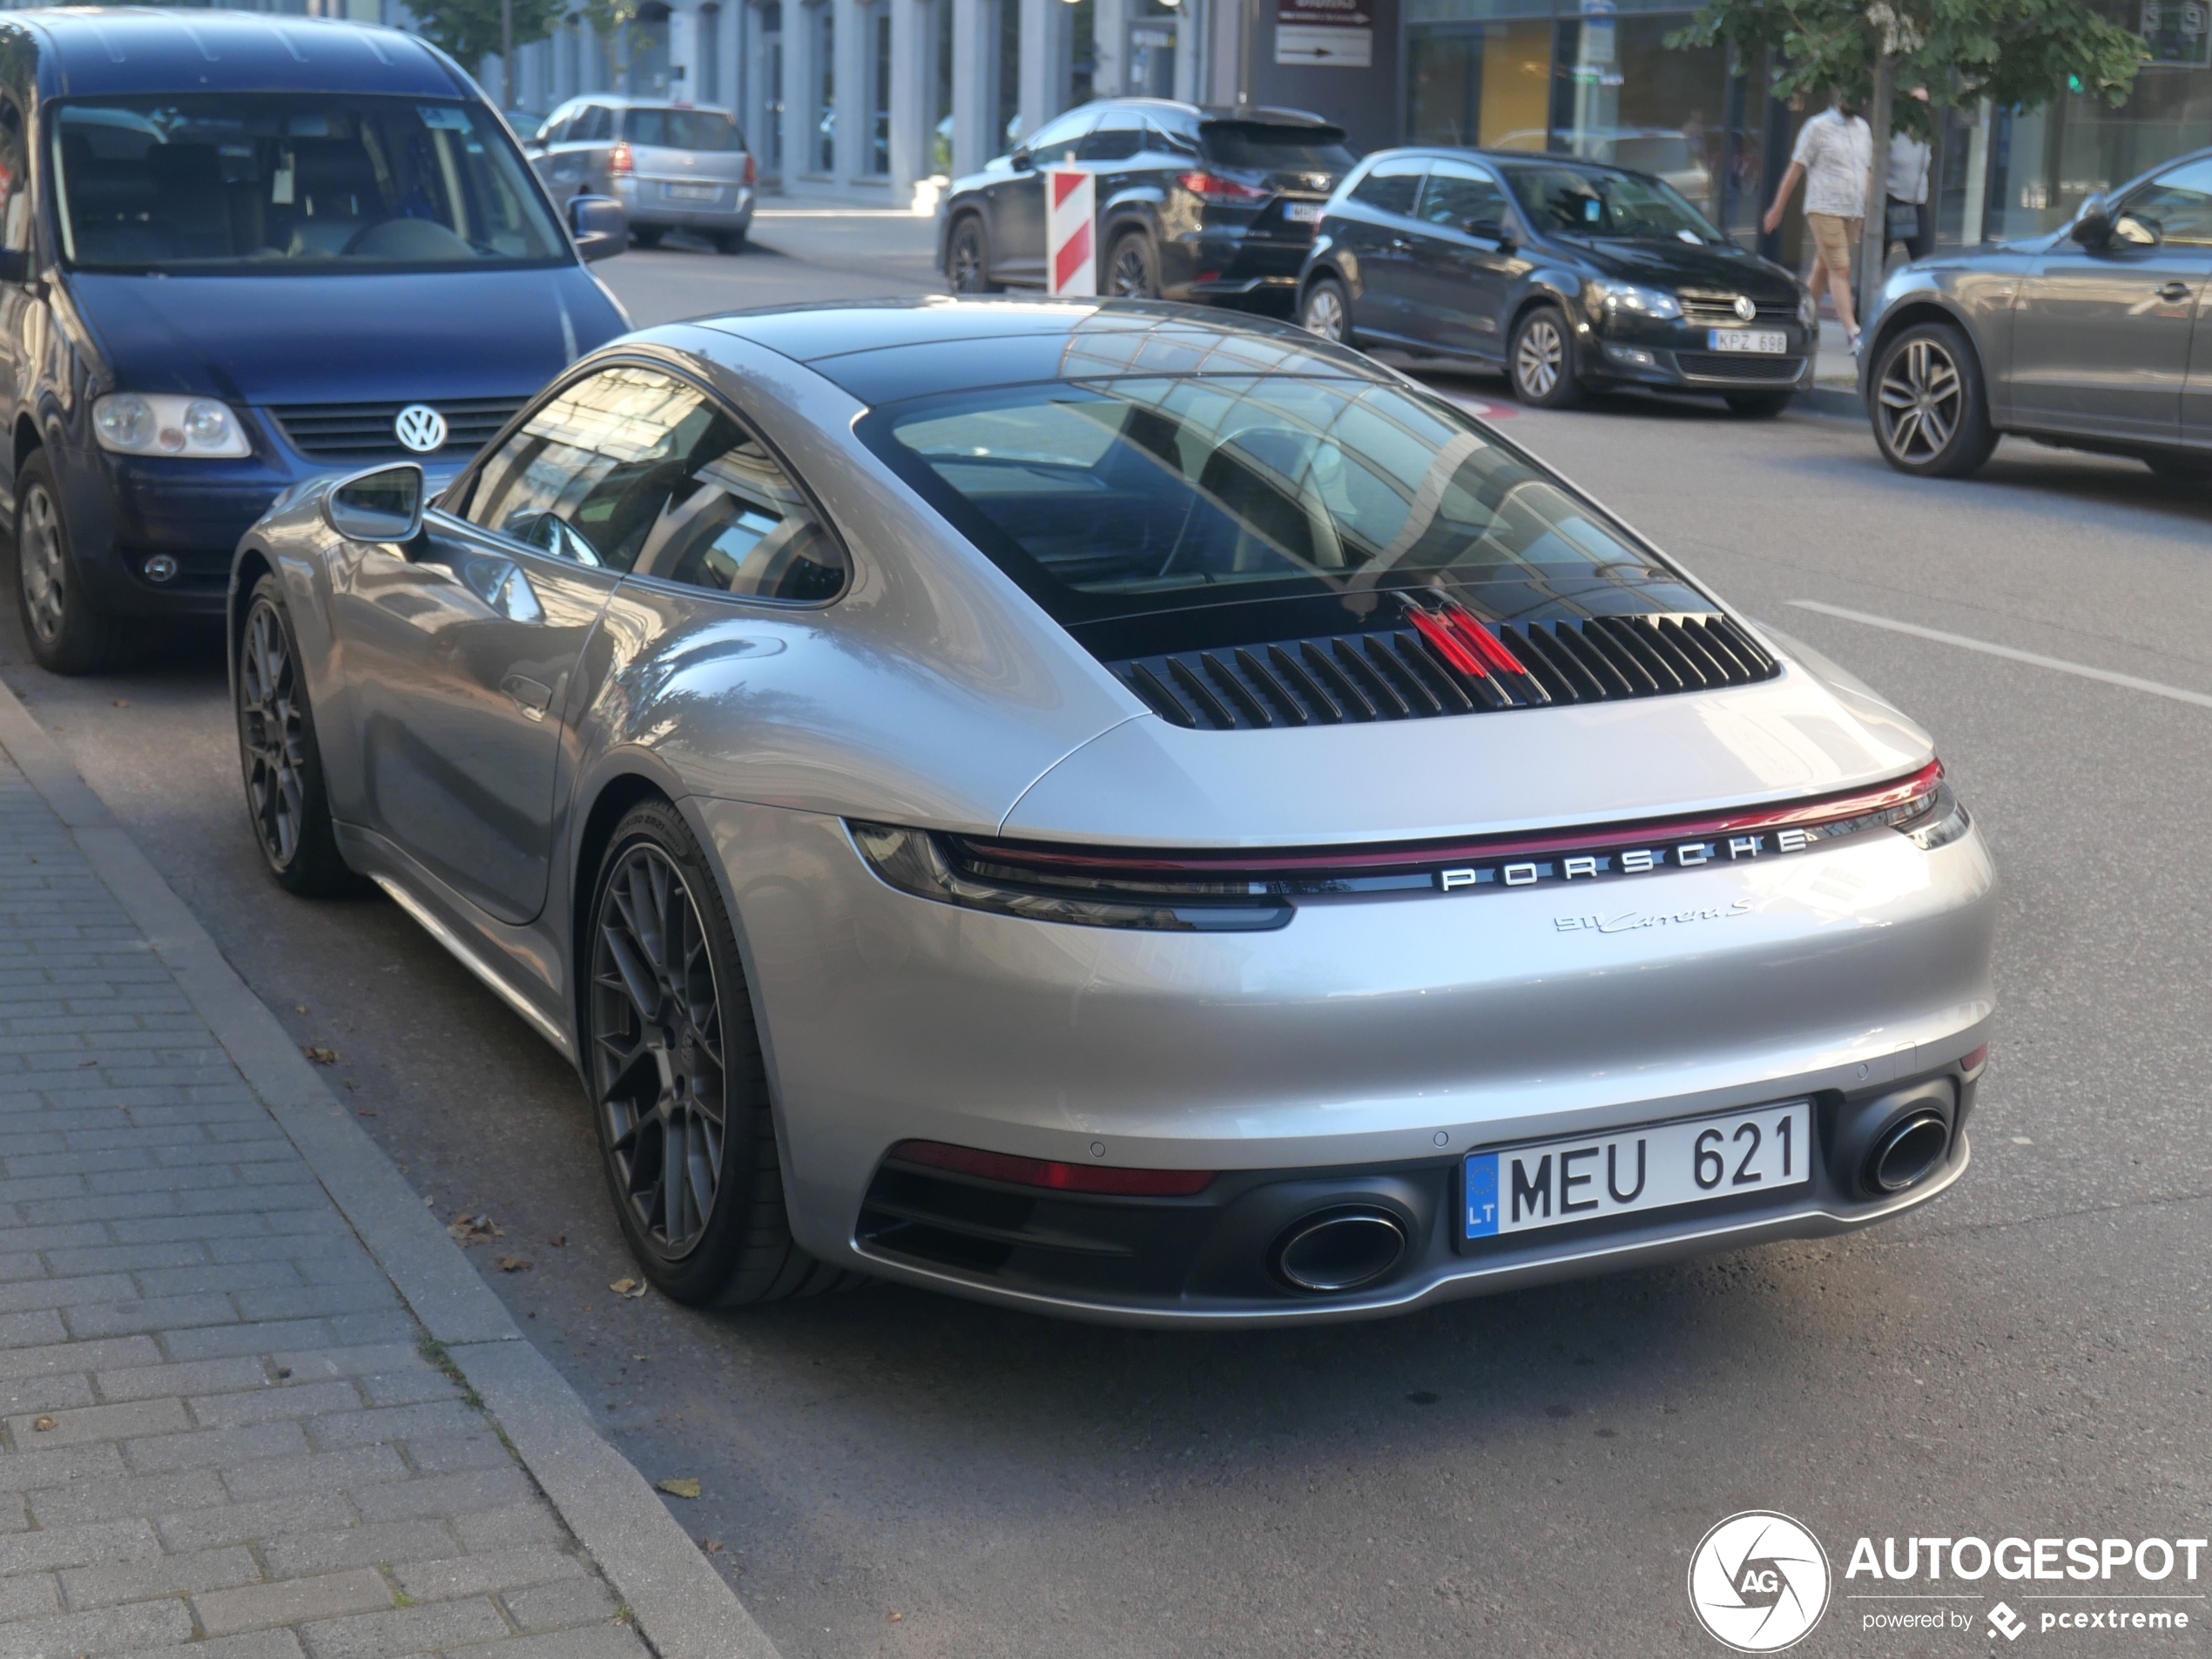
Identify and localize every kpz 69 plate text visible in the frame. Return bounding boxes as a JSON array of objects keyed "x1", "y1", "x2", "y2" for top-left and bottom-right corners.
[
  {"x1": 1708, "y1": 328, "x2": 1788, "y2": 354},
  {"x1": 1464, "y1": 1102, "x2": 1811, "y2": 1239}
]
